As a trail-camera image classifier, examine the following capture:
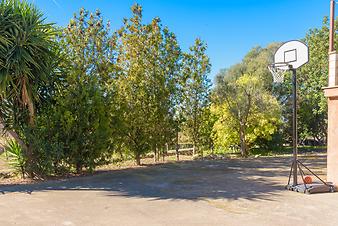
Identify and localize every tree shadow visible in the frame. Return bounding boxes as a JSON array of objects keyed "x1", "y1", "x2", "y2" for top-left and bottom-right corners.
[{"x1": 0, "y1": 155, "x2": 327, "y2": 201}]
